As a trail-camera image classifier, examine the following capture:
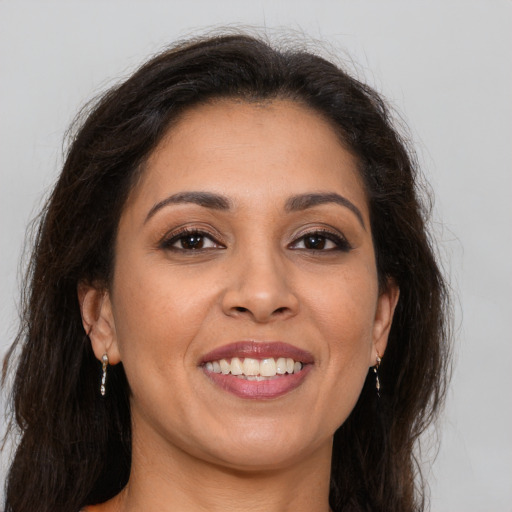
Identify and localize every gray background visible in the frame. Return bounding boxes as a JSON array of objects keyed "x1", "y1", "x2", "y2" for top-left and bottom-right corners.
[{"x1": 1, "y1": 1, "x2": 511, "y2": 510}]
